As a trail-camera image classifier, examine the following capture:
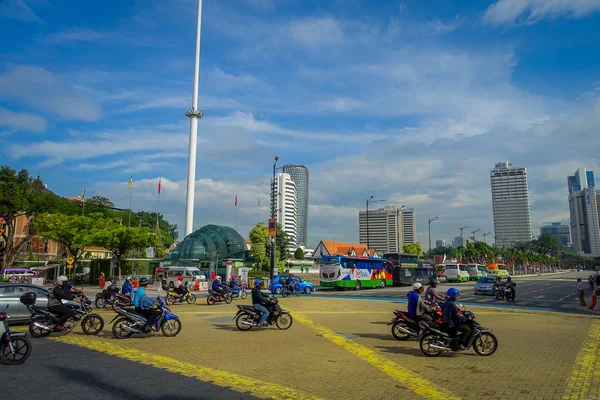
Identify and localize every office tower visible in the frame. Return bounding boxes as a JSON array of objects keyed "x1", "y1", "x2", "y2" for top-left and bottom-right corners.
[
  {"x1": 358, "y1": 206, "x2": 416, "y2": 253},
  {"x1": 568, "y1": 168, "x2": 600, "y2": 255},
  {"x1": 275, "y1": 173, "x2": 297, "y2": 248},
  {"x1": 540, "y1": 223, "x2": 571, "y2": 247},
  {"x1": 452, "y1": 236, "x2": 462, "y2": 248},
  {"x1": 435, "y1": 239, "x2": 447, "y2": 248},
  {"x1": 490, "y1": 161, "x2": 533, "y2": 247},
  {"x1": 282, "y1": 165, "x2": 308, "y2": 247}
]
